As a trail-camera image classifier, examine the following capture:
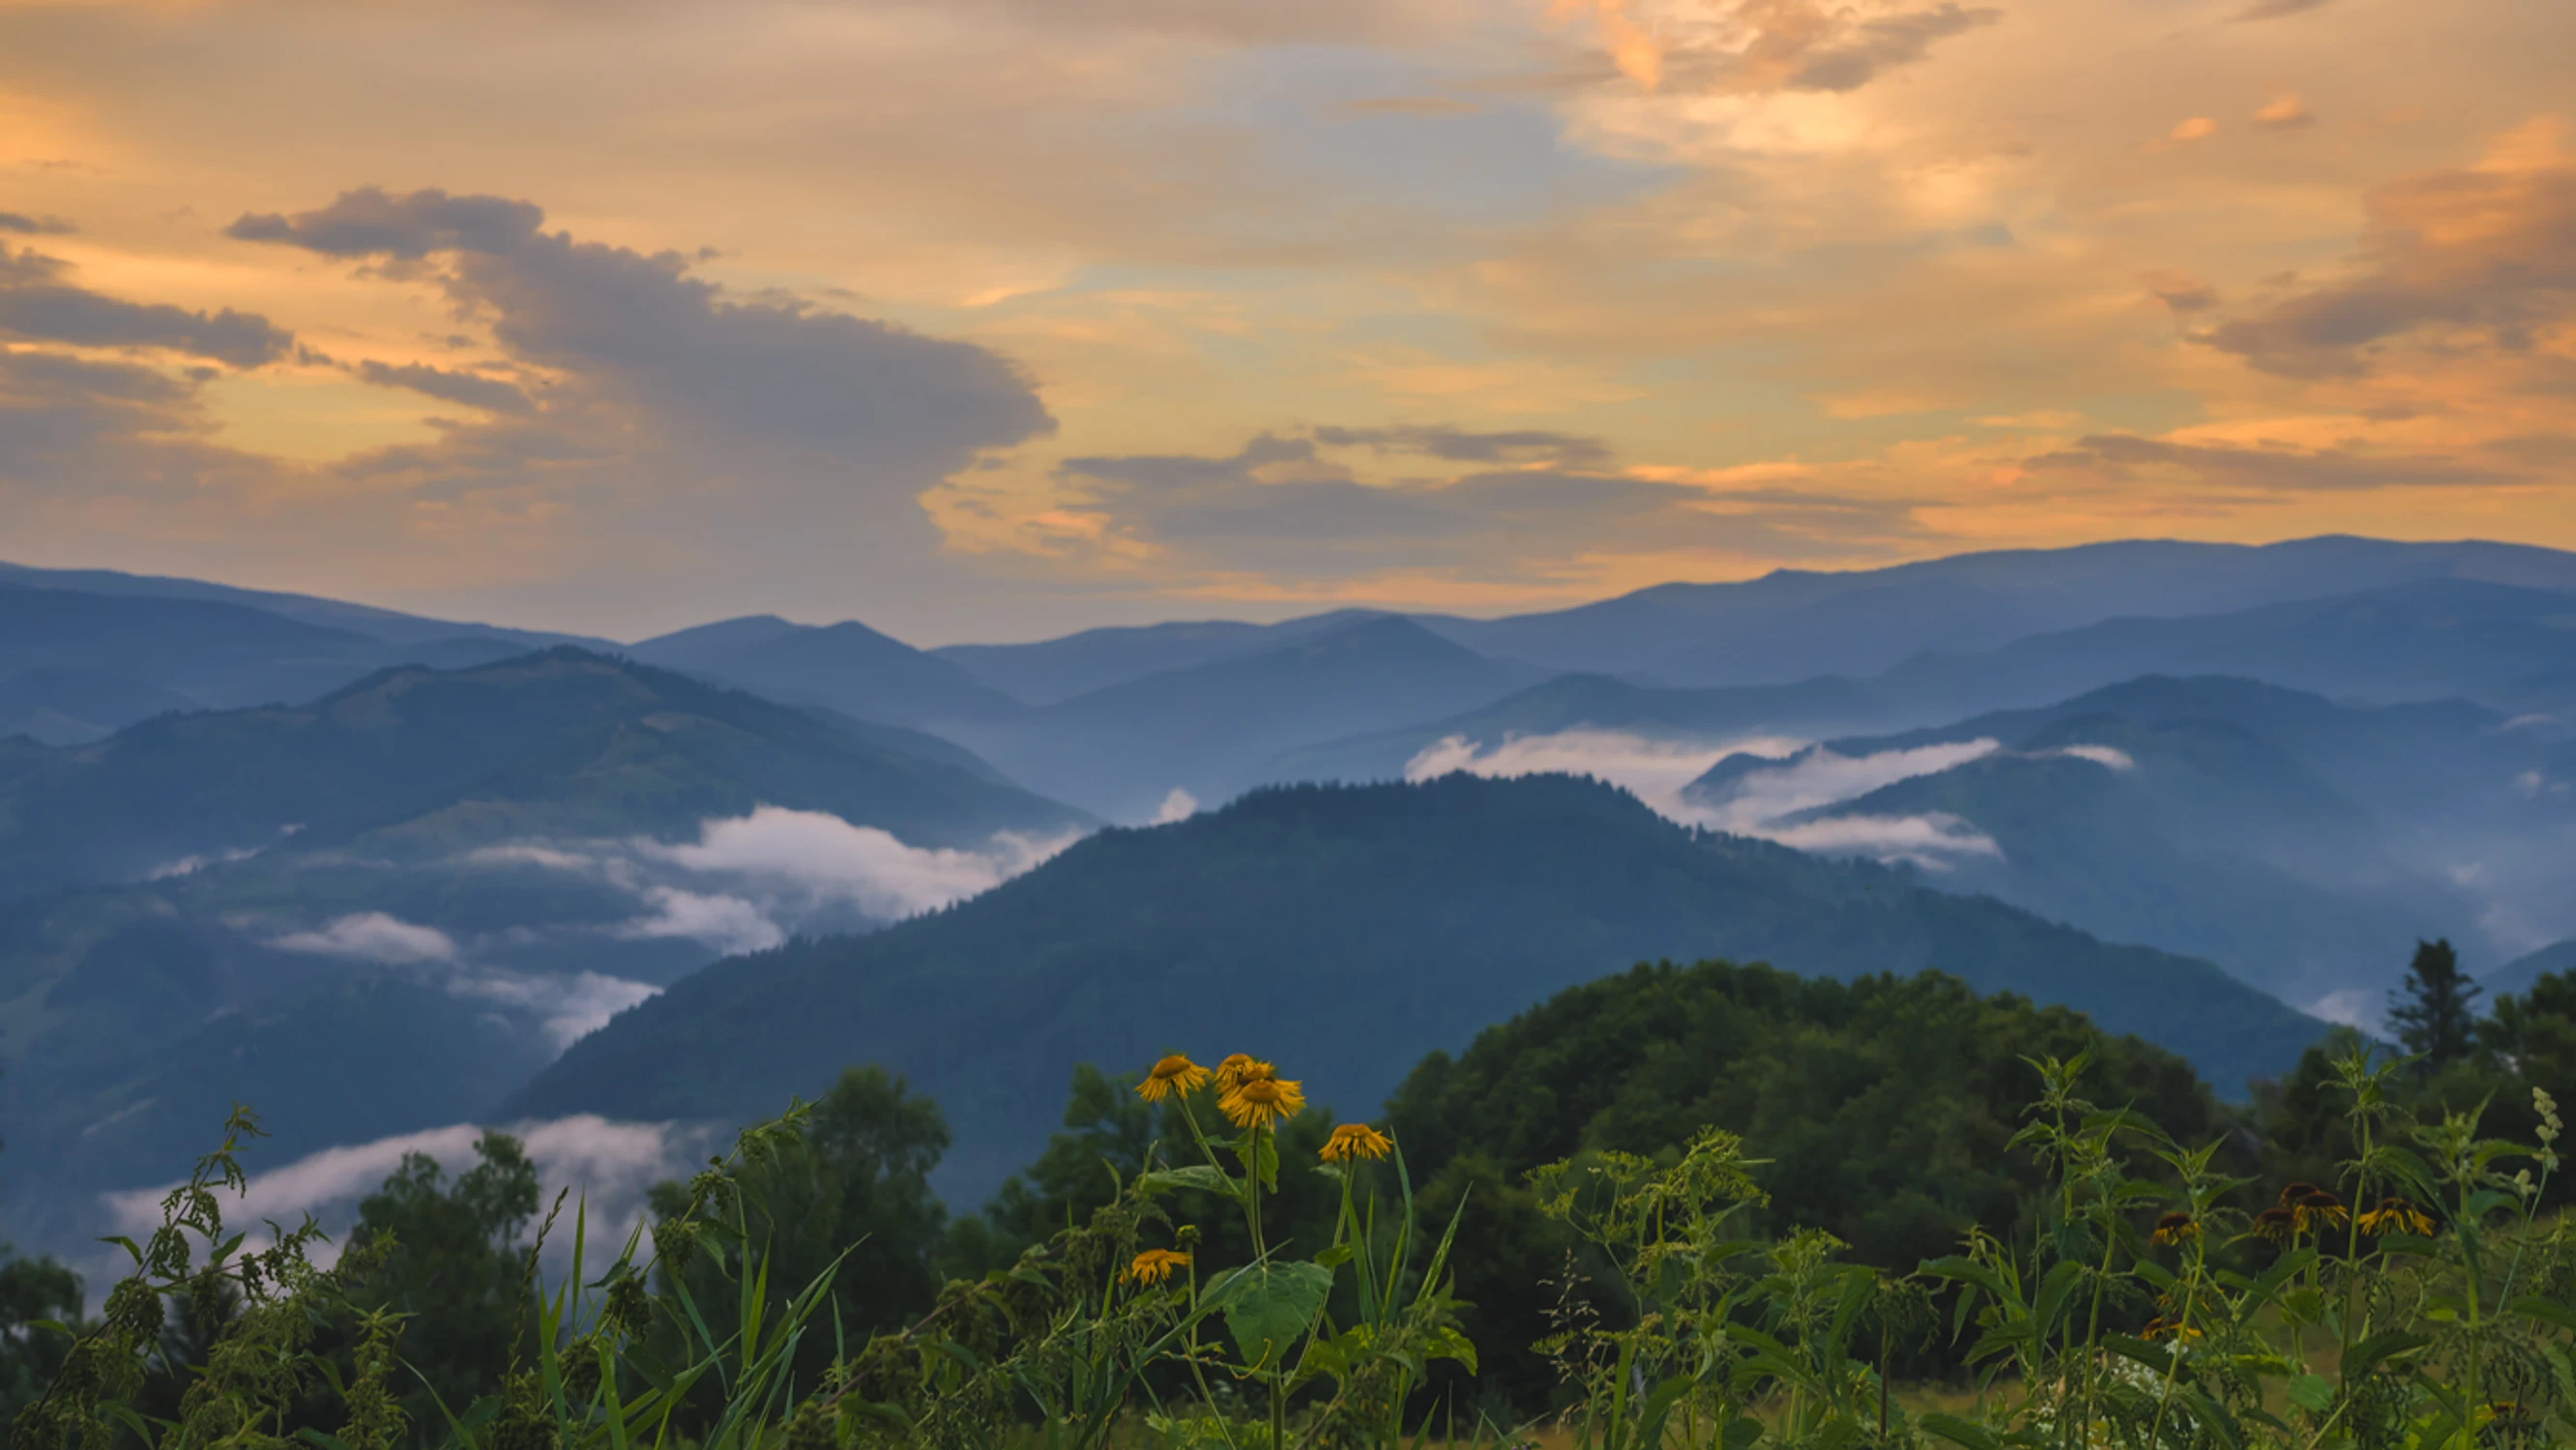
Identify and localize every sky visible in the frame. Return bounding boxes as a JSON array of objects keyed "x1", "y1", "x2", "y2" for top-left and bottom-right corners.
[{"x1": 0, "y1": 0, "x2": 2570, "y2": 644}]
